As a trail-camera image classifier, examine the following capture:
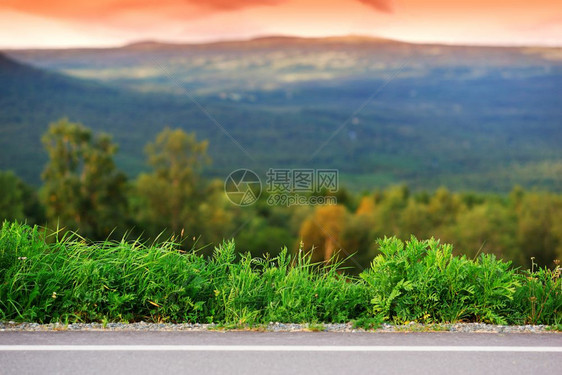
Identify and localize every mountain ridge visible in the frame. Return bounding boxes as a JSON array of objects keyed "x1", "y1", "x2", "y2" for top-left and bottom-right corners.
[{"x1": 4, "y1": 34, "x2": 562, "y2": 53}]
